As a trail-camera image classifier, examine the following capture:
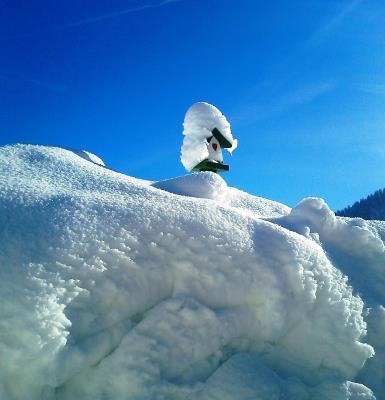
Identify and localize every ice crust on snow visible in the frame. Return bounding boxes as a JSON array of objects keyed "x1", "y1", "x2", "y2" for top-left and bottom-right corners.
[
  {"x1": 0, "y1": 144, "x2": 384, "y2": 400},
  {"x1": 180, "y1": 102, "x2": 237, "y2": 171}
]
